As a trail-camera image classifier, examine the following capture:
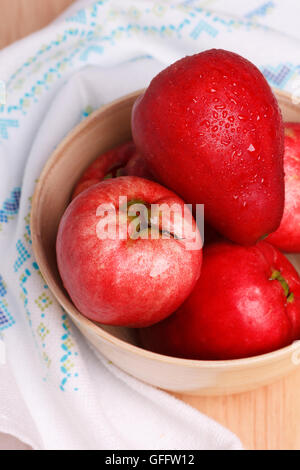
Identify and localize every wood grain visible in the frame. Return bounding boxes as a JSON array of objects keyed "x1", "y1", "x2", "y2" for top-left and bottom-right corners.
[
  {"x1": 175, "y1": 367, "x2": 300, "y2": 450},
  {"x1": 1, "y1": 0, "x2": 300, "y2": 451},
  {"x1": 0, "y1": 0, "x2": 75, "y2": 48}
]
